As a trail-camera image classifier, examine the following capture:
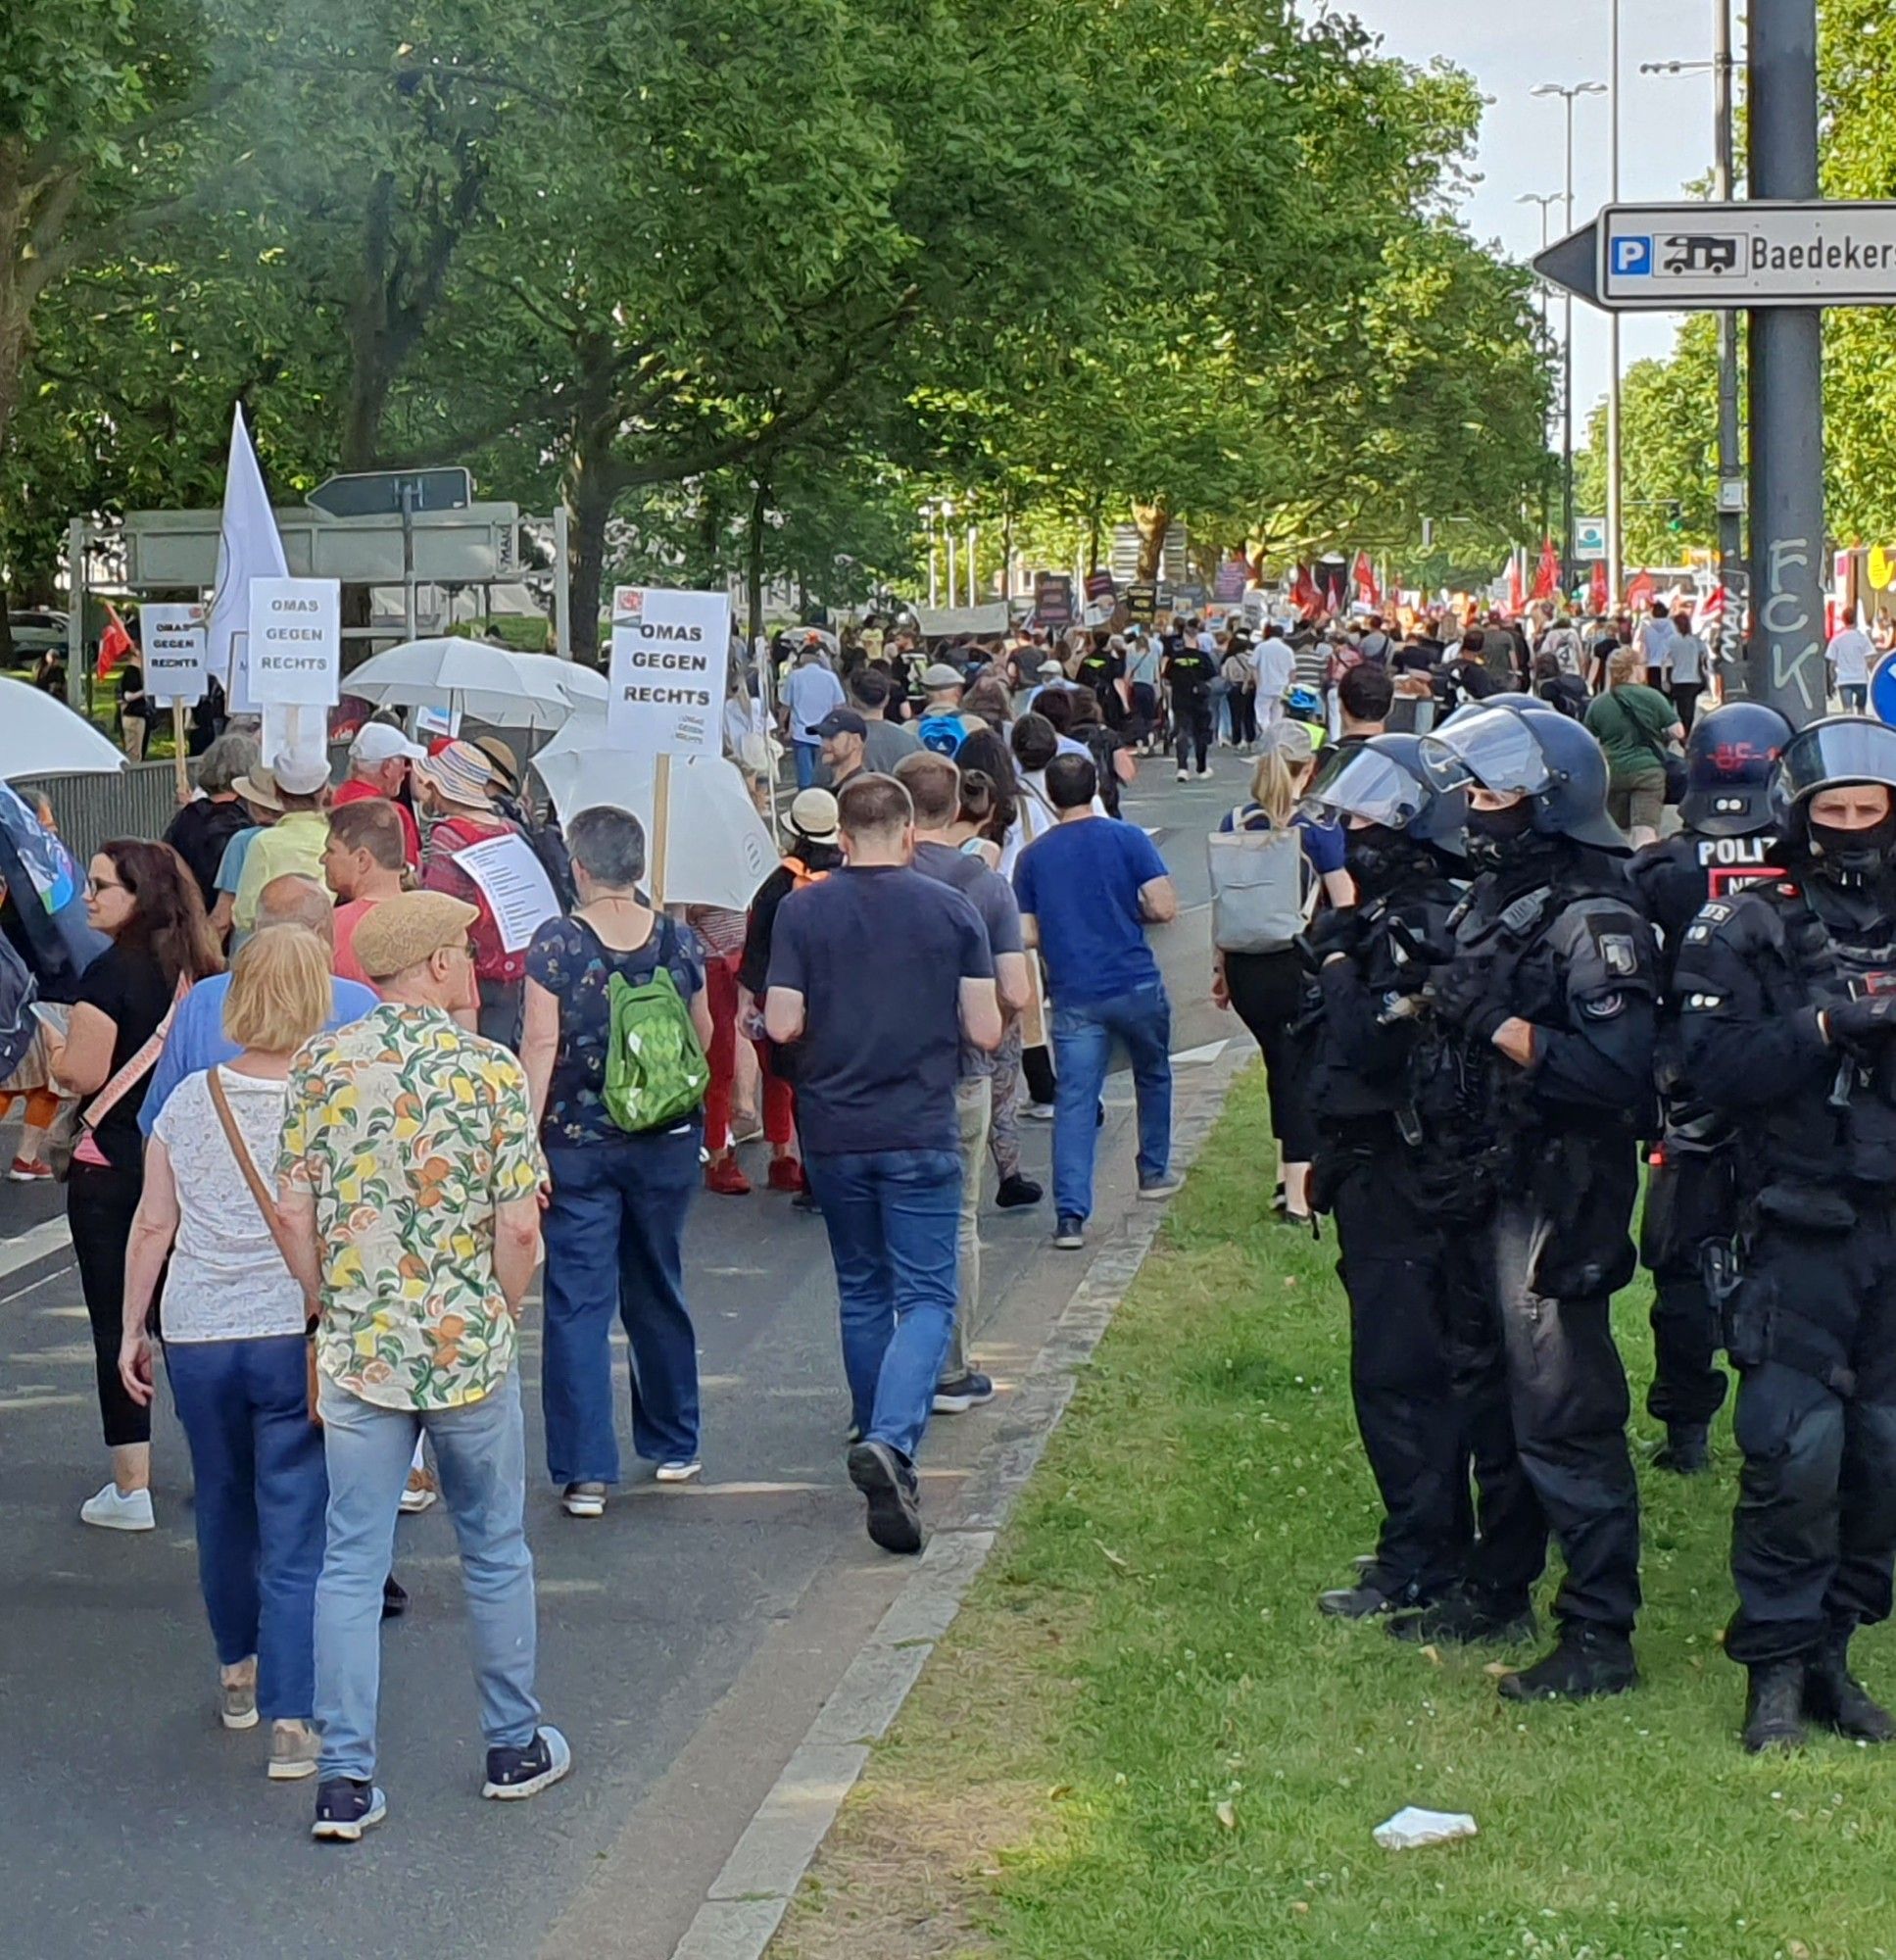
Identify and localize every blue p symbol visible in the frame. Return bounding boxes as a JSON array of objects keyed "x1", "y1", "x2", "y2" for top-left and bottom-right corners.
[{"x1": 1611, "y1": 235, "x2": 1654, "y2": 277}]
